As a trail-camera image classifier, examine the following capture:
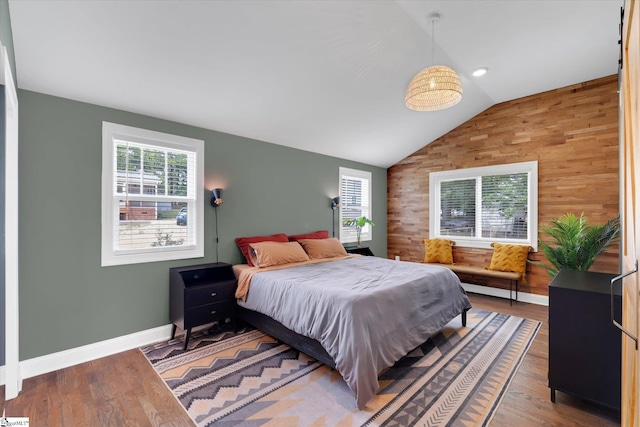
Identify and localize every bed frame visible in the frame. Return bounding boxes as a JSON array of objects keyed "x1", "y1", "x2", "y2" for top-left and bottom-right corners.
[
  {"x1": 236, "y1": 306, "x2": 336, "y2": 368},
  {"x1": 236, "y1": 305, "x2": 468, "y2": 369}
]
